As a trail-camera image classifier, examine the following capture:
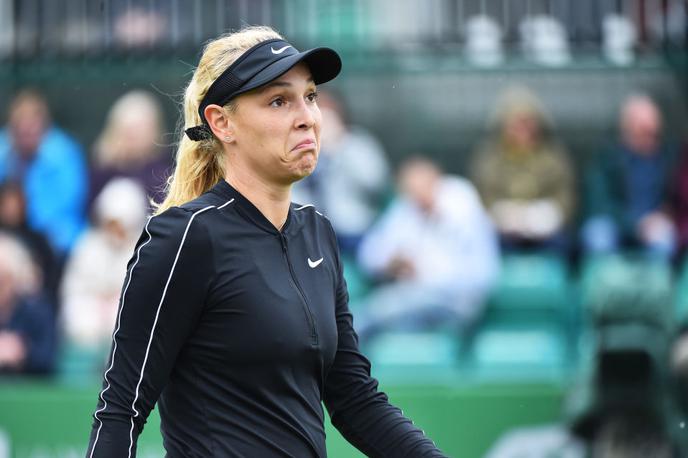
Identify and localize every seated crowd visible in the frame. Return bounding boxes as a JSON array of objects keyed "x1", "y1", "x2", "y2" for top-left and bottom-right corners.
[{"x1": 0, "y1": 85, "x2": 687, "y2": 380}]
